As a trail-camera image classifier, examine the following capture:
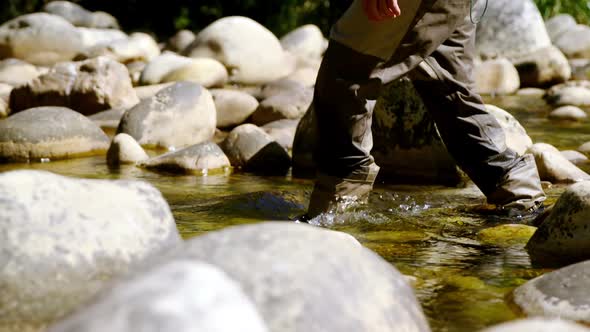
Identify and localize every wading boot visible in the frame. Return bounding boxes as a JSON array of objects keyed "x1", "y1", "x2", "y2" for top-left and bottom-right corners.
[
  {"x1": 300, "y1": 163, "x2": 380, "y2": 222},
  {"x1": 483, "y1": 154, "x2": 547, "y2": 223}
]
